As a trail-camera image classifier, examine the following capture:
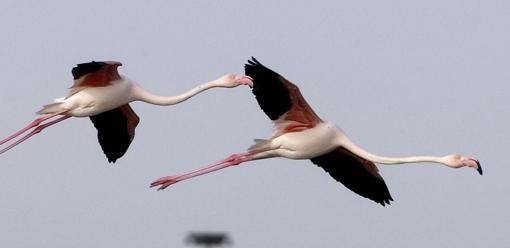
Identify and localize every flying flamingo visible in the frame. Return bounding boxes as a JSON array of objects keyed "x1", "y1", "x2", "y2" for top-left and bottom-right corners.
[
  {"x1": 150, "y1": 57, "x2": 482, "y2": 205},
  {"x1": 0, "y1": 61, "x2": 253, "y2": 163}
]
